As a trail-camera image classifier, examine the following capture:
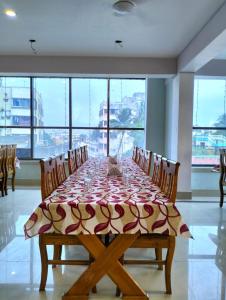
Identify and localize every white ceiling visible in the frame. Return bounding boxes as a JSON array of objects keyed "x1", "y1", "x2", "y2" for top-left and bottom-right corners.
[{"x1": 0, "y1": 0, "x2": 224, "y2": 57}]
